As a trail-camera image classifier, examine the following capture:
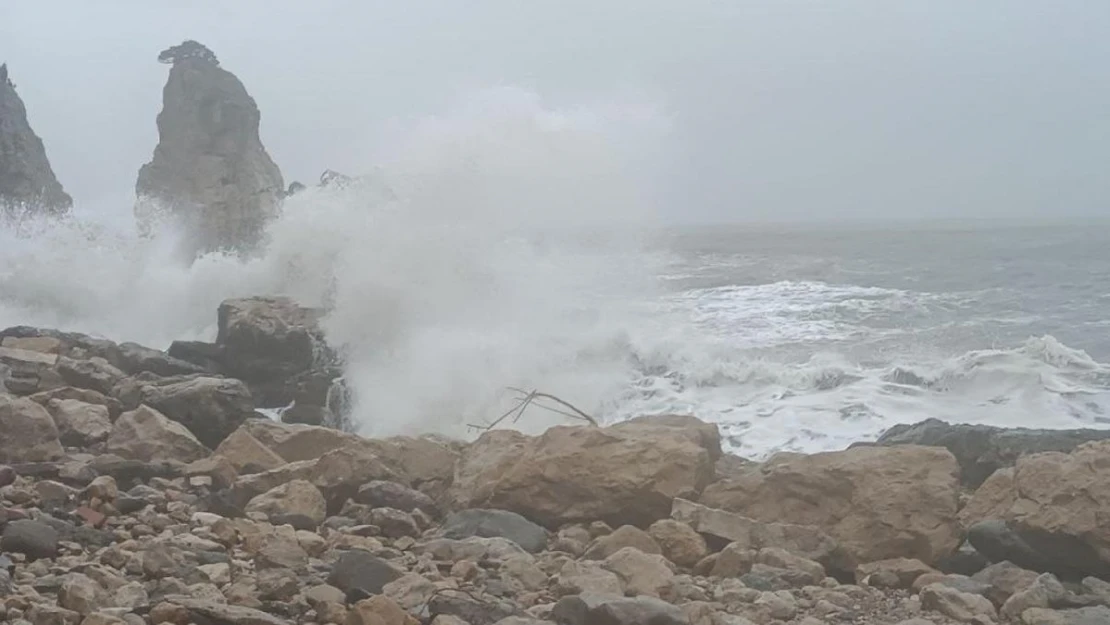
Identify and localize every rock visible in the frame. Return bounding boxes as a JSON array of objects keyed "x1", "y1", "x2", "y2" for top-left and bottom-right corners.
[
  {"x1": 47, "y1": 399, "x2": 112, "y2": 447},
  {"x1": 1, "y1": 519, "x2": 58, "y2": 559},
  {"x1": 27, "y1": 605, "x2": 82, "y2": 625},
  {"x1": 601, "y1": 547, "x2": 676, "y2": 598},
  {"x1": 672, "y1": 498, "x2": 842, "y2": 568},
  {"x1": 440, "y1": 509, "x2": 548, "y2": 553},
  {"x1": 216, "y1": 297, "x2": 332, "y2": 407},
  {"x1": 0, "y1": 63, "x2": 72, "y2": 215},
  {"x1": 426, "y1": 590, "x2": 518, "y2": 625},
  {"x1": 555, "y1": 559, "x2": 623, "y2": 597},
  {"x1": 135, "y1": 41, "x2": 285, "y2": 259},
  {"x1": 106, "y1": 405, "x2": 208, "y2": 464},
  {"x1": 961, "y1": 441, "x2": 1110, "y2": 578},
  {"x1": 167, "y1": 340, "x2": 224, "y2": 372},
  {"x1": 29, "y1": 387, "x2": 122, "y2": 420},
  {"x1": 583, "y1": 525, "x2": 661, "y2": 560},
  {"x1": 756, "y1": 547, "x2": 825, "y2": 586},
  {"x1": 451, "y1": 415, "x2": 720, "y2": 528},
  {"x1": 1020, "y1": 606, "x2": 1110, "y2": 624},
  {"x1": 856, "y1": 558, "x2": 937, "y2": 589},
  {"x1": 369, "y1": 507, "x2": 420, "y2": 539},
  {"x1": 875, "y1": 418, "x2": 1110, "y2": 487},
  {"x1": 244, "y1": 479, "x2": 326, "y2": 526},
  {"x1": 699, "y1": 444, "x2": 961, "y2": 567},
  {"x1": 0, "y1": 464, "x2": 14, "y2": 486},
  {"x1": 709, "y1": 542, "x2": 756, "y2": 577},
  {"x1": 212, "y1": 427, "x2": 286, "y2": 474},
  {"x1": 355, "y1": 480, "x2": 439, "y2": 515},
  {"x1": 920, "y1": 583, "x2": 998, "y2": 623},
  {"x1": 58, "y1": 573, "x2": 107, "y2": 615},
  {"x1": 552, "y1": 593, "x2": 687, "y2": 625},
  {"x1": 115, "y1": 342, "x2": 207, "y2": 377},
  {"x1": 165, "y1": 596, "x2": 292, "y2": 625},
  {"x1": 972, "y1": 561, "x2": 1041, "y2": 607},
  {"x1": 648, "y1": 519, "x2": 708, "y2": 568},
  {"x1": 347, "y1": 596, "x2": 419, "y2": 625},
  {"x1": 1001, "y1": 573, "x2": 1066, "y2": 621},
  {"x1": 0, "y1": 393, "x2": 64, "y2": 462},
  {"x1": 56, "y1": 358, "x2": 125, "y2": 396},
  {"x1": 327, "y1": 550, "x2": 403, "y2": 601},
  {"x1": 130, "y1": 375, "x2": 254, "y2": 448}
]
